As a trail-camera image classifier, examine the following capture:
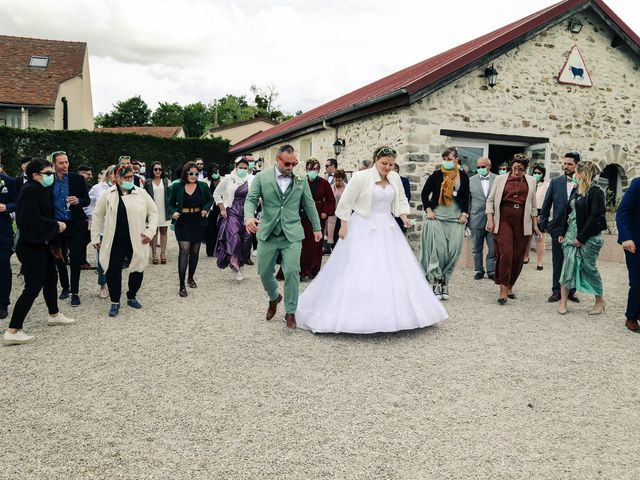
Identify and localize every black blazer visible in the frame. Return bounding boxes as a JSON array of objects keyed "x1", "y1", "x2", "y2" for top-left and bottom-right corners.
[
  {"x1": 561, "y1": 185, "x2": 607, "y2": 244},
  {"x1": 421, "y1": 169, "x2": 470, "y2": 213},
  {"x1": 50, "y1": 172, "x2": 90, "y2": 226},
  {"x1": 17, "y1": 180, "x2": 59, "y2": 246}
]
